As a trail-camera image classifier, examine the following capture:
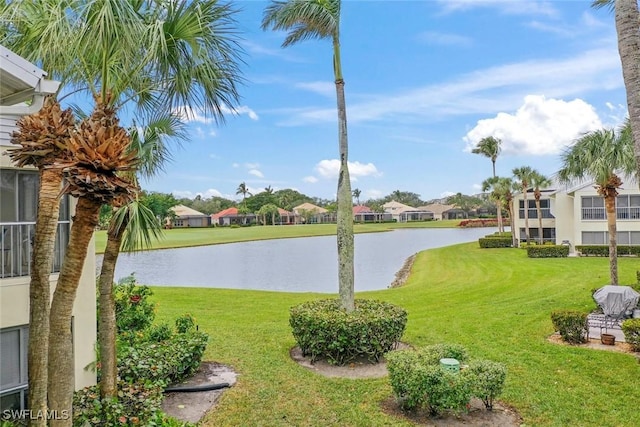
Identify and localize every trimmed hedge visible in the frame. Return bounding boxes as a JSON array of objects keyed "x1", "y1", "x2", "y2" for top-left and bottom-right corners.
[
  {"x1": 622, "y1": 318, "x2": 640, "y2": 352},
  {"x1": 576, "y1": 245, "x2": 640, "y2": 256},
  {"x1": 479, "y1": 237, "x2": 512, "y2": 248},
  {"x1": 526, "y1": 245, "x2": 569, "y2": 258},
  {"x1": 551, "y1": 310, "x2": 588, "y2": 344},
  {"x1": 290, "y1": 299, "x2": 407, "y2": 365}
]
